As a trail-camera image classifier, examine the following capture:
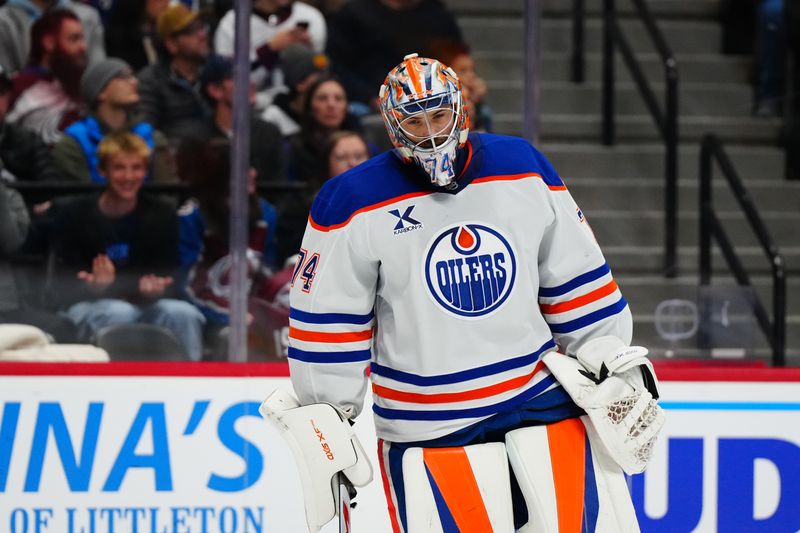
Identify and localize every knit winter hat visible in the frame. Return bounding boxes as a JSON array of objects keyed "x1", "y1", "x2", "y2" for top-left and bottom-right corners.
[
  {"x1": 280, "y1": 45, "x2": 328, "y2": 89},
  {"x1": 80, "y1": 58, "x2": 132, "y2": 107}
]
